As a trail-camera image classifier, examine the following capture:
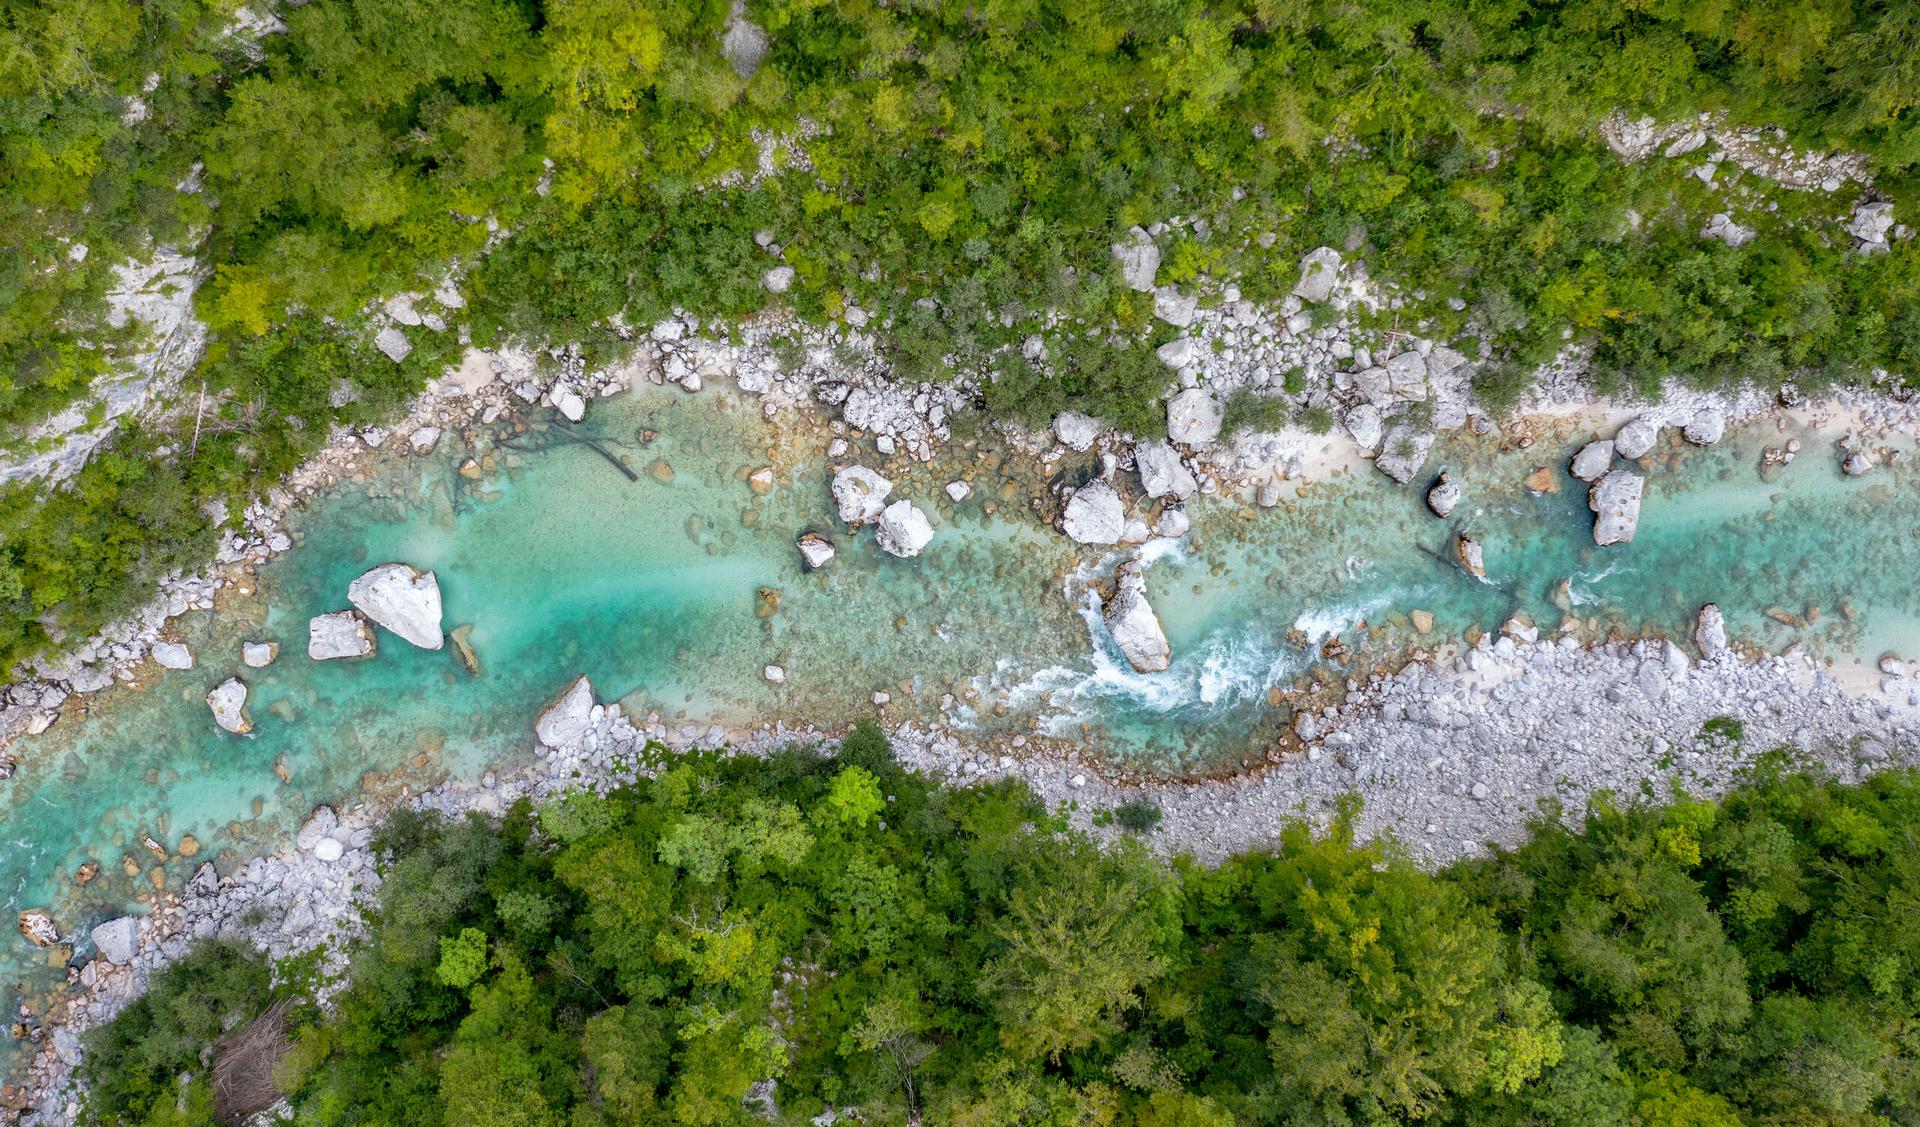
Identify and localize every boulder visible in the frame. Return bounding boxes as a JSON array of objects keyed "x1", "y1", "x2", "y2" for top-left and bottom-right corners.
[
  {"x1": 1111, "y1": 226, "x2": 1160, "y2": 292},
  {"x1": 1152, "y1": 286, "x2": 1198, "y2": 327},
  {"x1": 762, "y1": 265, "x2": 795, "y2": 293},
  {"x1": 1613, "y1": 415, "x2": 1658, "y2": 460},
  {"x1": 763, "y1": 664, "x2": 786, "y2": 684},
  {"x1": 18, "y1": 910, "x2": 58, "y2": 948},
  {"x1": 242, "y1": 640, "x2": 279, "y2": 668},
  {"x1": 796, "y1": 532, "x2": 836, "y2": 569},
  {"x1": 1374, "y1": 423, "x2": 1434, "y2": 484},
  {"x1": 1523, "y1": 466, "x2": 1559, "y2": 494},
  {"x1": 374, "y1": 327, "x2": 412, "y2": 363},
  {"x1": 1343, "y1": 404, "x2": 1383, "y2": 453},
  {"x1": 1053, "y1": 412, "x2": 1100, "y2": 452},
  {"x1": 945, "y1": 480, "x2": 971, "y2": 502},
  {"x1": 536, "y1": 676, "x2": 595, "y2": 747},
  {"x1": 1293, "y1": 246, "x2": 1342, "y2": 302},
  {"x1": 1682, "y1": 409, "x2": 1725, "y2": 446},
  {"x1": 1848, "y1": 200, "x2": 1895, "y2": 246},
  {"x1": 1062, "y1": 482, "x2": 1127, "y2": 544},
  {"x1": 348, "y1": 563, "x2": 444, "y2": 650},
  {"x1": 1426, "y1": 473, "x2": 1459, "y2": 518},
  {"x1": 1155, "y1": 507, "x2": 1190, "y2": 539},
  {"x1": 408, "y1": 426, "x2": 442, "y2": 453},
  {"x1": 90, "y1": 917, "x2": 139, "y2": 966},
  {"x1": 548, "y1": 383, "x2": 586, "y2": 423},
  {"x1": 1703, "y1": 212, "x2": 1755, "y2": 248},
  {"x1": 151, "y1": 642, "x2": 192, "y2": 670},
  {"x1": 1155, "y1": 337, "x2": 1198, "y2": 369},
  {"x1": 1455, "y1": 535, "x2": 1486, "y2": 578},
  {"x1": 308, "y1": 610, "x2": 376, "y2": 660},
  {"x1": 1103, "y1": 561, "x2": 1171, "y2": 673},
  {"x1": 1136, "y1": 441, "x2": 1197, "y2": 500},
  {"x1": 314, "y1": 838, "x2": 345, "y2": 863},
  {"x1": 1843, "y1": 451, "x2": 1872, "y2": 476},
  {"x1": 1694, "y1": 603, "x2": 1729, "y2": 659},
  {"x1": 1589, "y1": 469, "x2": 1644, "y2": 546},
  {"x1": 207, "y1": 677, "x2": 251, "y2": 734},
  {"x1": 831, "y1": 465, "x2": 893, "y2": 526},
  {"x1": 1166, "y1": 389, "x2": 1223, "y2": 447},
  {"x1": 1570, "y1": 439, "x2": 1615, "y2": 482},
  {"x1": 875, "y1": 500, "x2": 935, "y2": 557}
]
